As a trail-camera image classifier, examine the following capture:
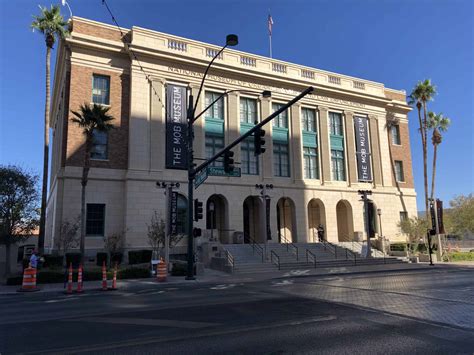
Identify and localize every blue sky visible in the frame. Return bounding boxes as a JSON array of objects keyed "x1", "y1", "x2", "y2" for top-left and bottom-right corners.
[{"x1": 0, "y1": 0, "x2": 473, "y2": 210}]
